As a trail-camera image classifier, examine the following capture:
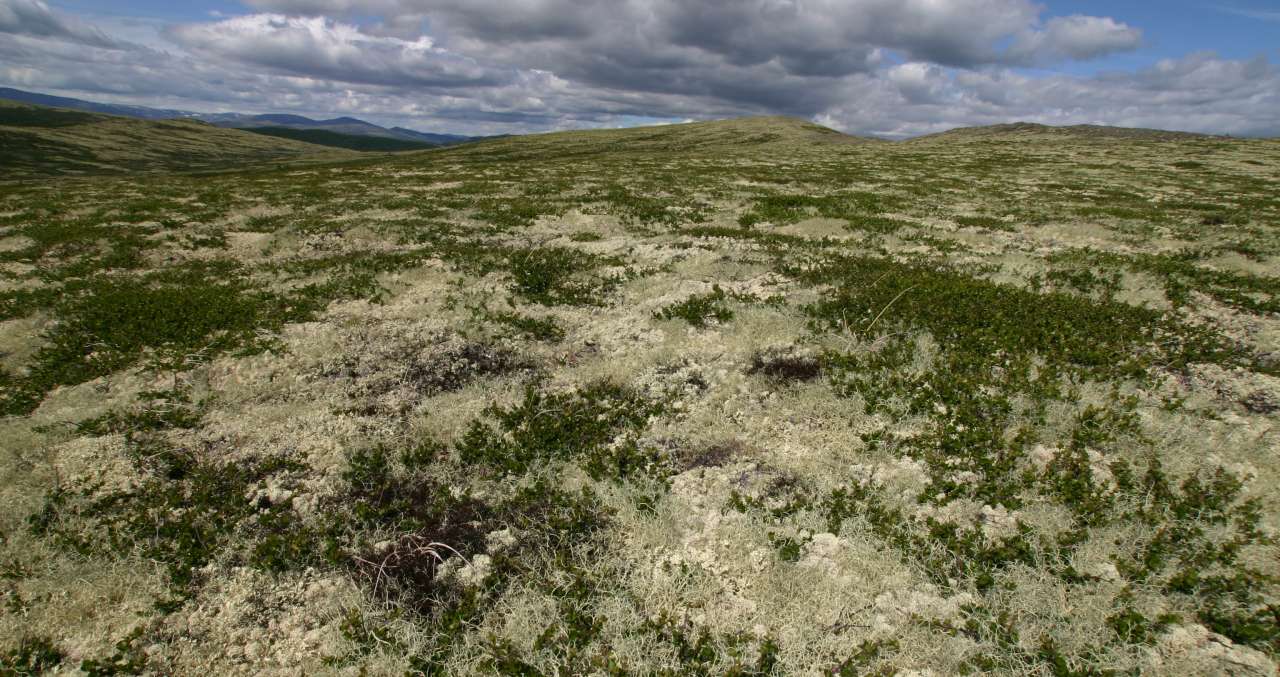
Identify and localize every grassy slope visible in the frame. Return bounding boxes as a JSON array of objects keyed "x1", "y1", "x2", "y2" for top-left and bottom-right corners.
[
  {"x1": 1, "y1": 115, "x2": 1279, "y2": 675},
  {"x1": 0, "y1": 99, "x2": 355, "y2": 178}
]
